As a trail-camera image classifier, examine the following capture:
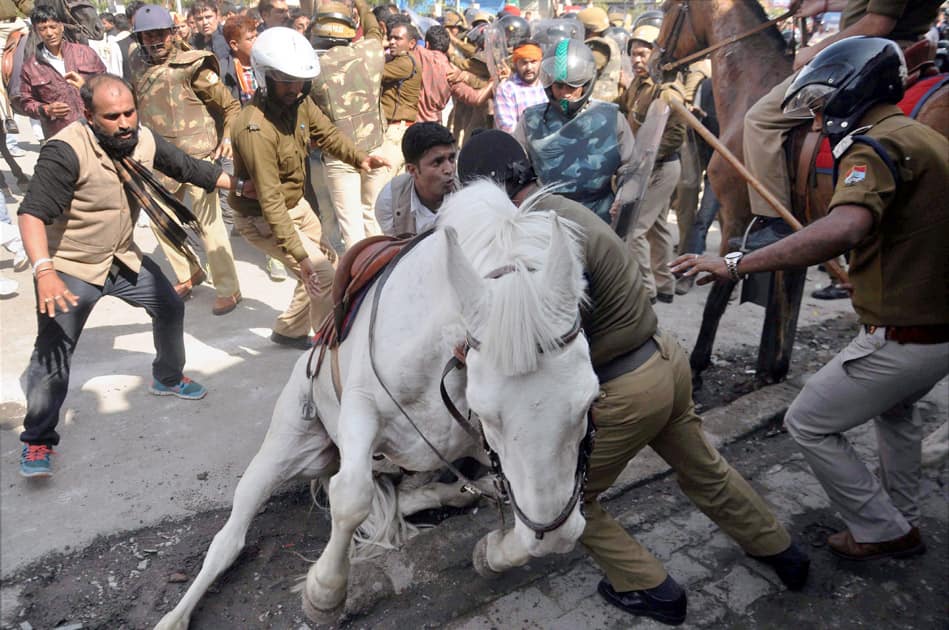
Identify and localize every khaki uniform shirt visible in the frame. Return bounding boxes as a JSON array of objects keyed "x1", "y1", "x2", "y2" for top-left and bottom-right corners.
[
  {"x1": 381, "y1": 52, "x2": 422, "y2": 122},
  {"x1": 620, "y1": 74, "x2": 687, "y2": 162},
  {"x1": 828, "y1": 104, "x2": 949, "y2": 326},
  {"x1": 536, "y1": 193, "x2": 658, "y2": 368},
  {"x1": 841, "y1": 0, "x2": 942, "y2": 43},
  {"x1": 229, "y1": 94, "x2": 367, "y2": 262}
]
